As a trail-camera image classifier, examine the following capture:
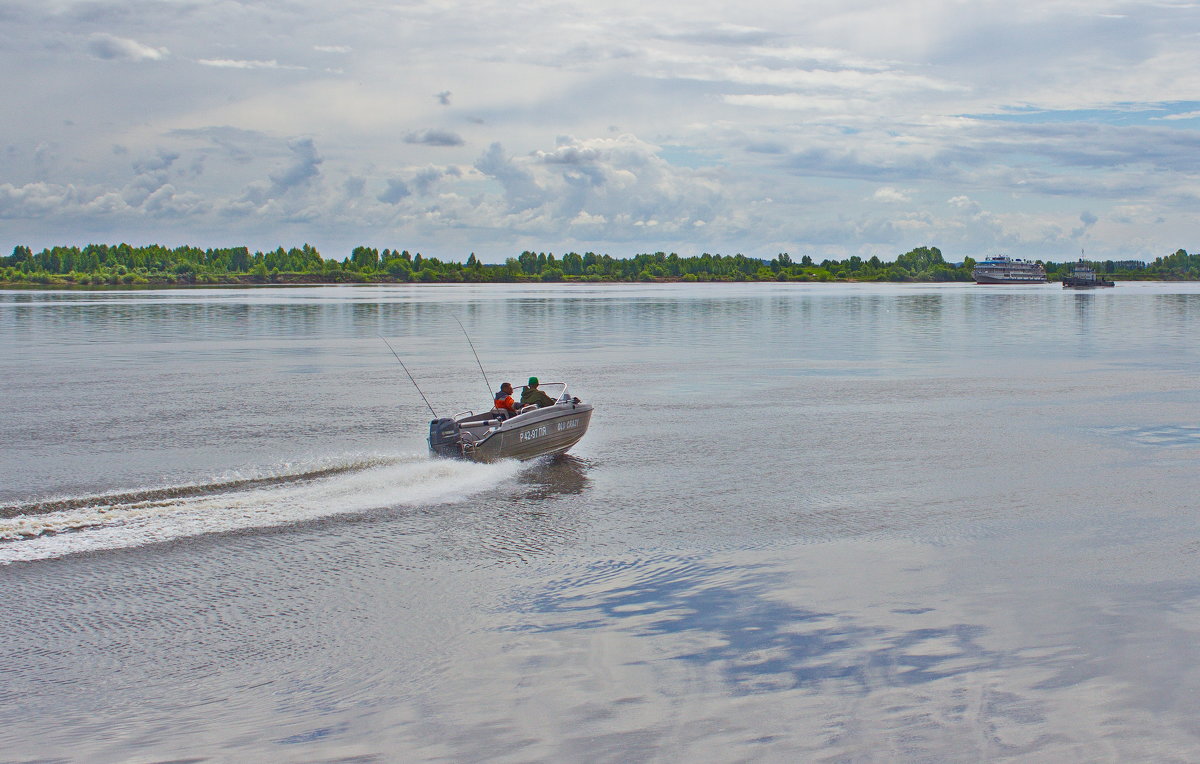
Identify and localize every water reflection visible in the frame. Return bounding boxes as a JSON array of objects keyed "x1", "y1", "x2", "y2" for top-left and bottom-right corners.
[
  {"x1": 520, "y1": 556, "x2": 1002, "y2": 692},
  {"x1": 484, "y1": 551, "x2": 1200, "y2": 759},
  {"x1": 895, "y1": 293, "x2": 945, "y2": 322},
  {"x1": 1097, "y1": 425, "x2": 1200, "y2": 449},
  {"x1": 0, "y1": 292, "x2": 460, "y2": 347},
  {"x1": 1153, "y1": 293, "x2": 1200, "y2": 346},
  {"x1": 515, "y1": 454, "x2": 592, "y2": 501}
]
